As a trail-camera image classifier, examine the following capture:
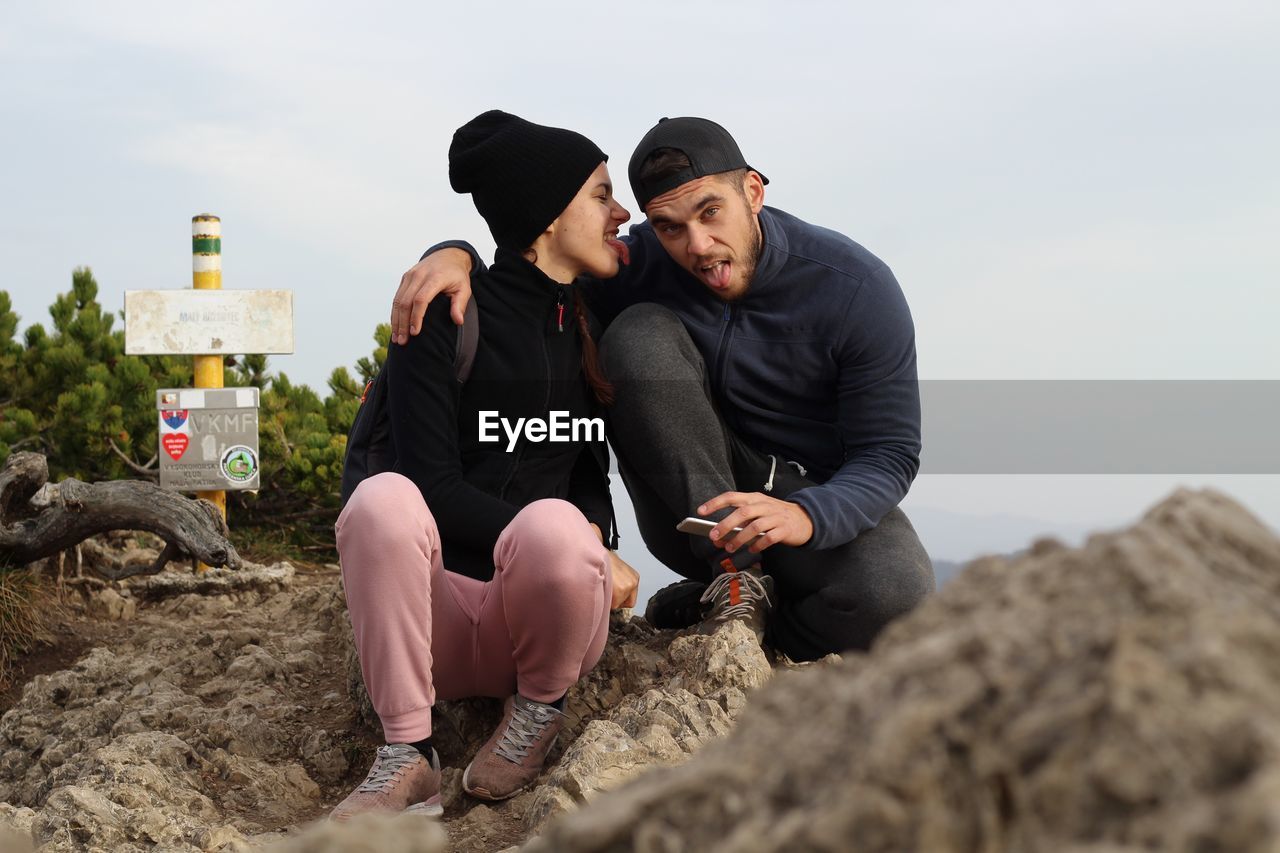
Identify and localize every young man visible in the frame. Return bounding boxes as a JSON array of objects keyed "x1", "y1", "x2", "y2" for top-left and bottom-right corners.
[{"x1": 391, "y1": 117, "x2": 934, "y2": 662}]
